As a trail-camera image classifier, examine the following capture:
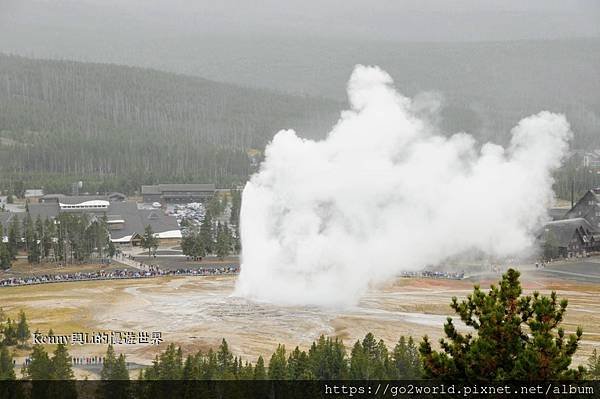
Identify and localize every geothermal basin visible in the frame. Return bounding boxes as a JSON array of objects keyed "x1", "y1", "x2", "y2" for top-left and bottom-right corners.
[{"x1": 2, "y1": 264, "x2": 600, "y2": 377}]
